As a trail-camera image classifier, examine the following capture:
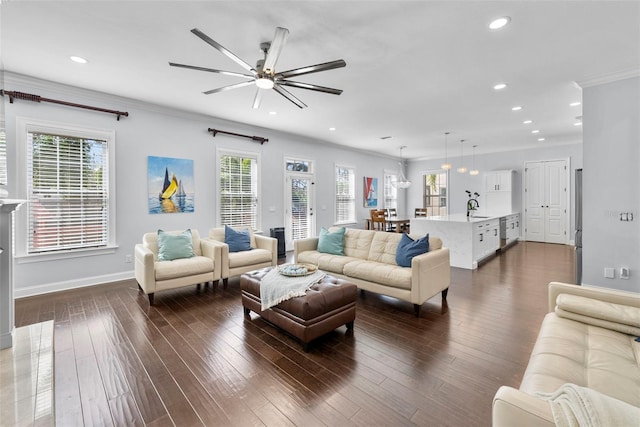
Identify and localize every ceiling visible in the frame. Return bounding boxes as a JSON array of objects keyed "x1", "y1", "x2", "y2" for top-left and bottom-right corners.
[{"x1": 1, "y1": 1, "x2": 639, "y2": 160}]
